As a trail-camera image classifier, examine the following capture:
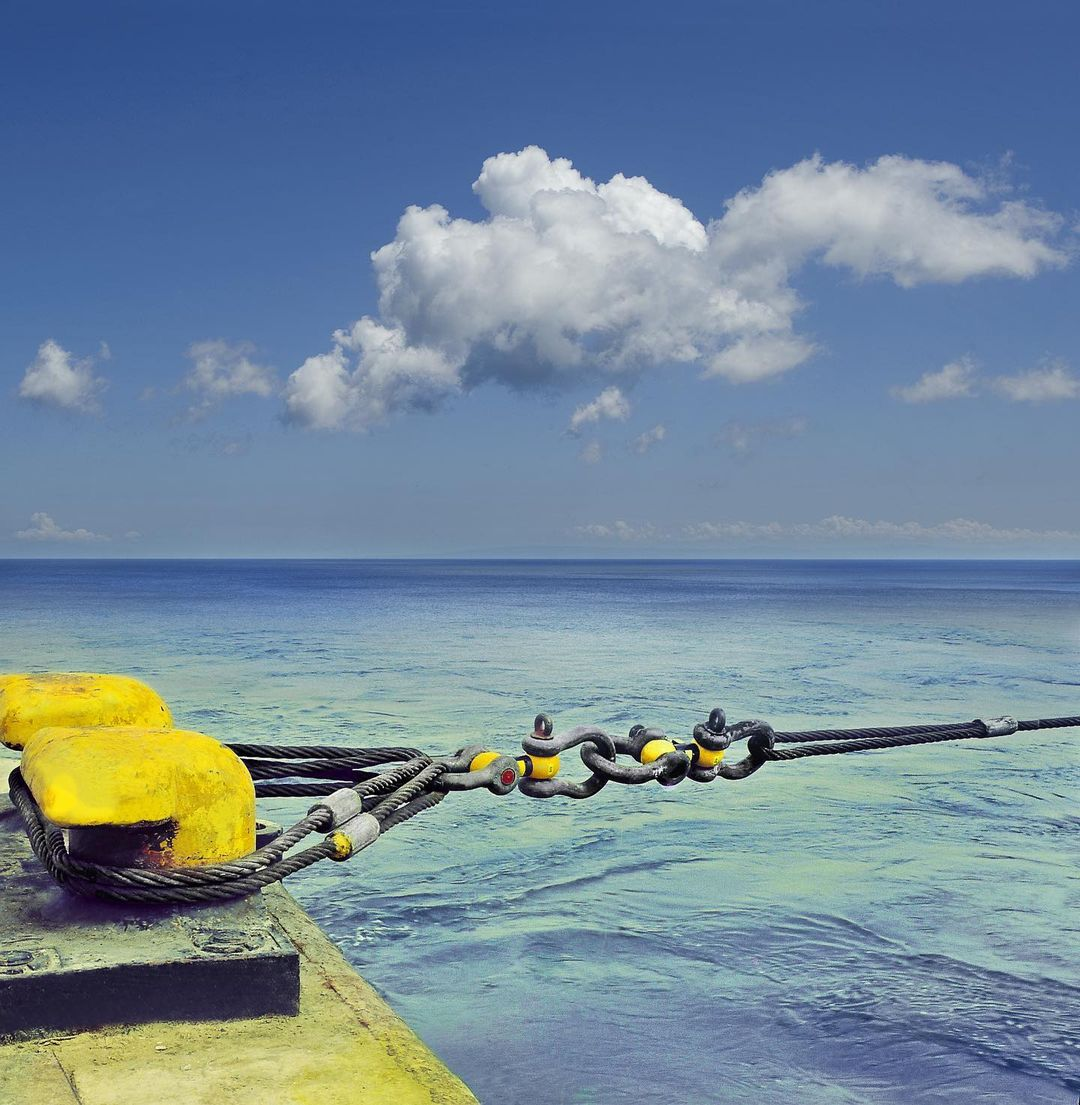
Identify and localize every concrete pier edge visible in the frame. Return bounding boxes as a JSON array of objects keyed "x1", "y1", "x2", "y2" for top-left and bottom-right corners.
[{"x1": 0, "y1": 754, "x2": 479, "y2": 1105}]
